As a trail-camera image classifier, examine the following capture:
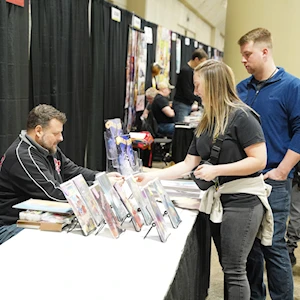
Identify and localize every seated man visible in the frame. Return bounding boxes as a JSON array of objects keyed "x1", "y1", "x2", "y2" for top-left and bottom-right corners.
[
  {"x1": 145, "y1": 83, "x2": 175, "y2": 137},
  {"x1": 0, "y1": 104, "x2": 121, "y2": 244}
]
